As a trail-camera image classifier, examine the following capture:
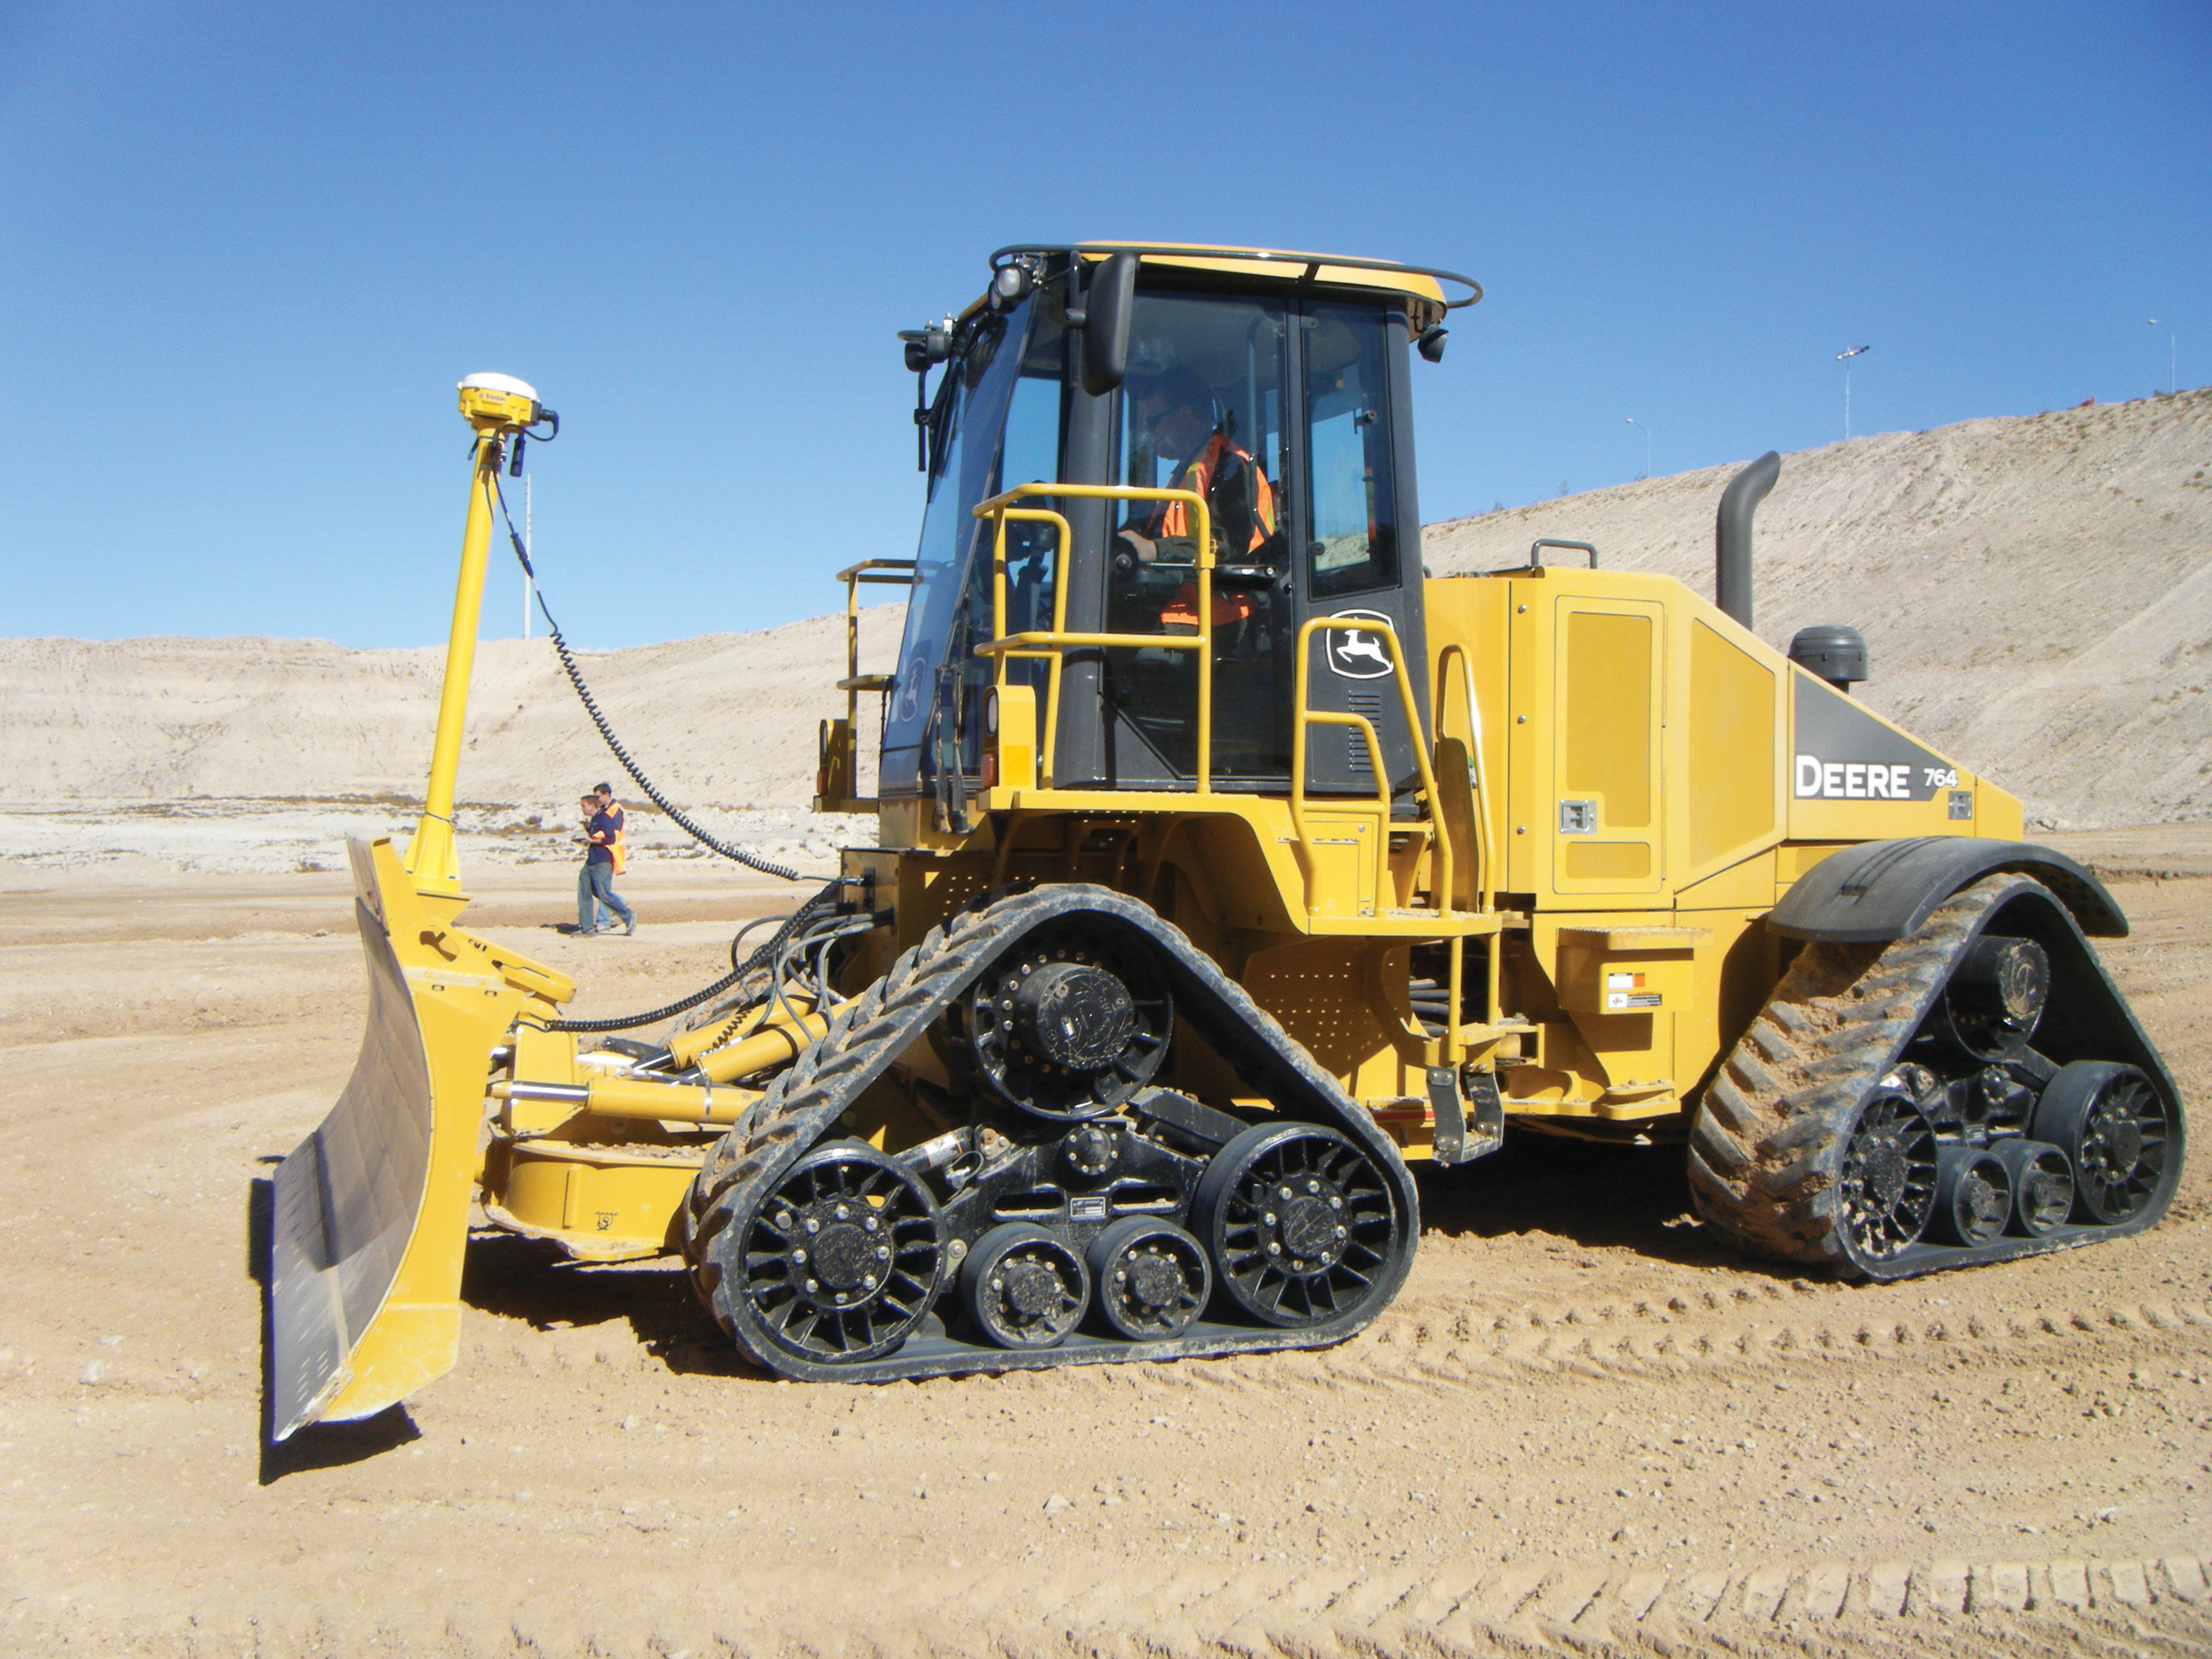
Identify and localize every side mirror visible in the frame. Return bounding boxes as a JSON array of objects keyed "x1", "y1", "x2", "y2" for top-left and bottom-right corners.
[
  {"x1": 1080, "y1": 252, "x2": 1138, "y2": 398},
  {"x1": 900, "y1": 318, "x2": 955, "y2": 374}
]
